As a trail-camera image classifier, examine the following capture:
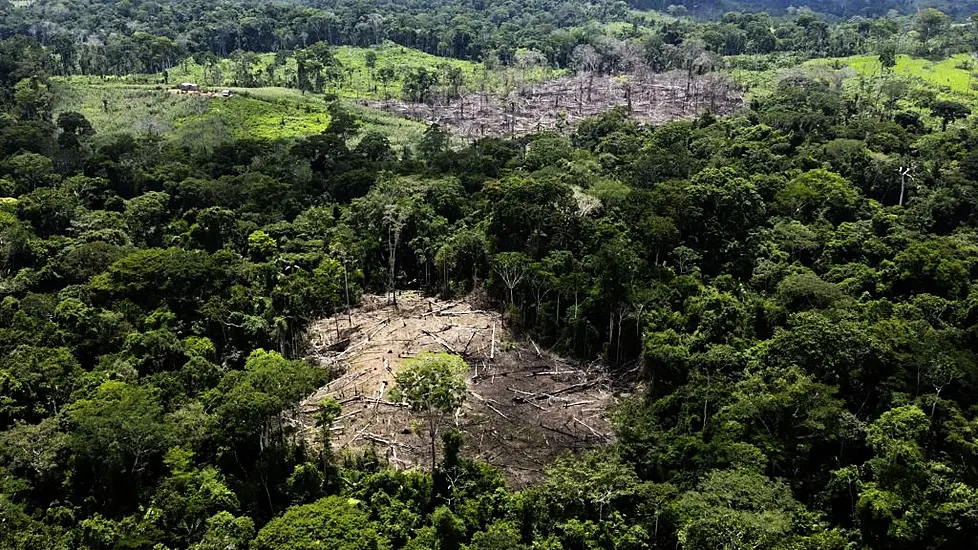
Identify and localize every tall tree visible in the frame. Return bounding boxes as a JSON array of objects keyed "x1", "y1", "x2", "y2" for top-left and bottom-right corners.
[{"x1": 393, "y1": 352, "x2": 467, "y2": 471}]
